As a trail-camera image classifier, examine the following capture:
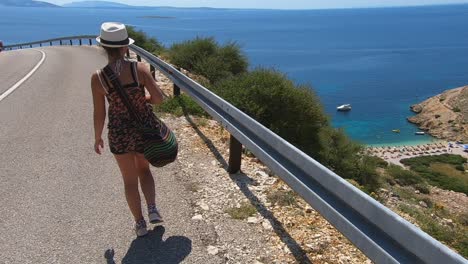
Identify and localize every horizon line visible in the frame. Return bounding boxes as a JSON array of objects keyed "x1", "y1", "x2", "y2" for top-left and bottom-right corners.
[{"x1": 51, "y1": 1, "x2": 468, "y2": 11}]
